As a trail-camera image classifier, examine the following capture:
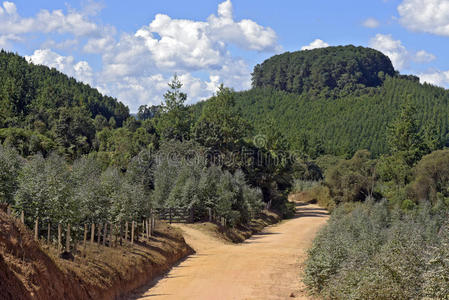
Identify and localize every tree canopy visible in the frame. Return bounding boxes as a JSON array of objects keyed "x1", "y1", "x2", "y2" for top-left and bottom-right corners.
[{"x1": 252, "y1": 45, "x2": 396, "y2": 95}]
